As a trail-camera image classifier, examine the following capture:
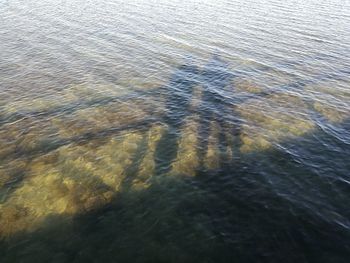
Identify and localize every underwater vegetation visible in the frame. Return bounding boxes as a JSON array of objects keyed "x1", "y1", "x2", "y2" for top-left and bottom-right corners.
[{"x1": 0, "y1": 56, "x2": 350, "y2": 262}]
